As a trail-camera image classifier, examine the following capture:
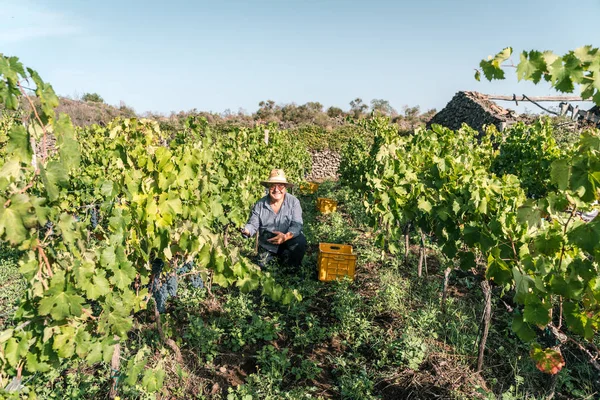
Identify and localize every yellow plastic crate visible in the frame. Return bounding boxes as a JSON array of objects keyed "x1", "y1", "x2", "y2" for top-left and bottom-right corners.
[
  {"x1": 316, "y1": 197, "x2": 338, "y2": 213},
  {"x1": 300, "y1": 182, "x2": 320, "y2": 194},
  {"x1": 317, "y1": 243, "x2": 357, "y2": 281}
]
